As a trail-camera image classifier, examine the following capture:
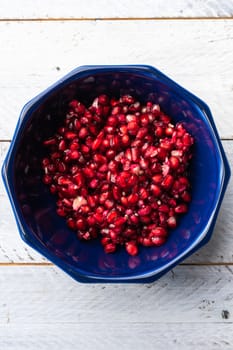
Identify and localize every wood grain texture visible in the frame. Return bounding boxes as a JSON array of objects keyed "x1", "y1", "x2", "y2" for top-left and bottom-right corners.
[
  {"x1": 0, "y1": 140, "x2": 232, "y2": 264},
  {"x1": 1, "y1": 0, "x2": 233, "y2": 19},
  {"x1": 1, "y1": 20, "x2": 233, "y2": 139},
  {"x1": 0, "y1": 265, "x2": 233, "y2": 325},
  {"x1": 1, "y1": 323, "x2": 233, "y2": 350}
]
